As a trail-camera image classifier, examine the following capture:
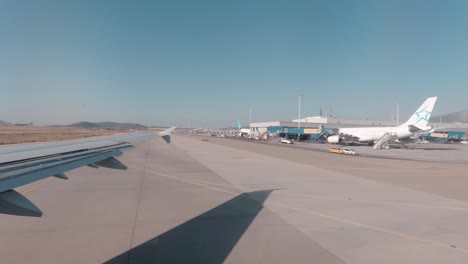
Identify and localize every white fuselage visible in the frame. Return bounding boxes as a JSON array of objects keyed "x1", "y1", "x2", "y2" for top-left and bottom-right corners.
[
  {"x1": 239, "y1": 128, "x2": 251, "y2": 136},
  {"x1": 339, "y1": 126, "x2": 412, "y2": 142}
]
